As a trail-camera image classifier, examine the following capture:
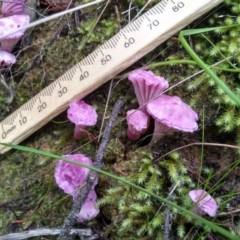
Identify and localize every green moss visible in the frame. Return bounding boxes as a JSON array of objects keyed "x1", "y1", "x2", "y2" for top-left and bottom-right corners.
[{"x1": 99, "y1": 148, "x2": 196, "y2": 239}]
